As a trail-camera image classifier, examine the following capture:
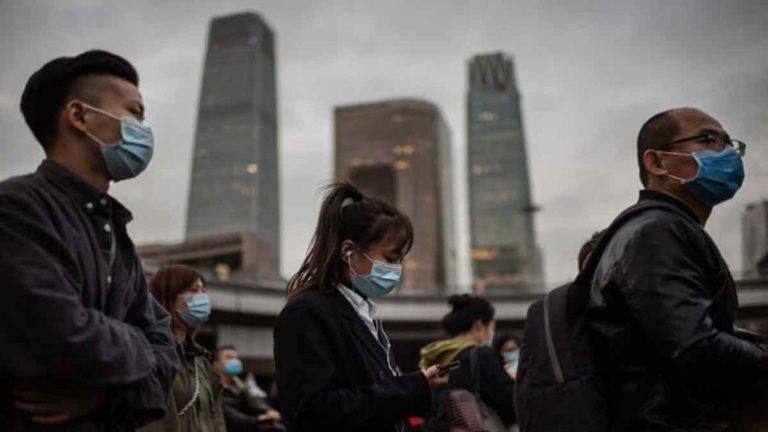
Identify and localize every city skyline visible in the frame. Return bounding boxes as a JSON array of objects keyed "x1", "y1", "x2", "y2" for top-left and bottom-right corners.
[
  {"x1": 1, "y1": 1, "x2": 766, "y2": 288},
  {"x1": 186, "y1": 12, "x2": 281, "y2": 270}
]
